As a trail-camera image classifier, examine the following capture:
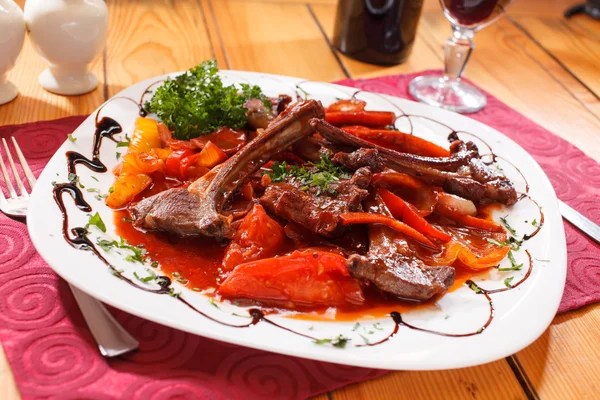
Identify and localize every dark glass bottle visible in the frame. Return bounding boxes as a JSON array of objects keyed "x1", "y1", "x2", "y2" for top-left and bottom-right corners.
[{"x1": 333, "y1": 0, "x2": 424, "y2": 65}]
